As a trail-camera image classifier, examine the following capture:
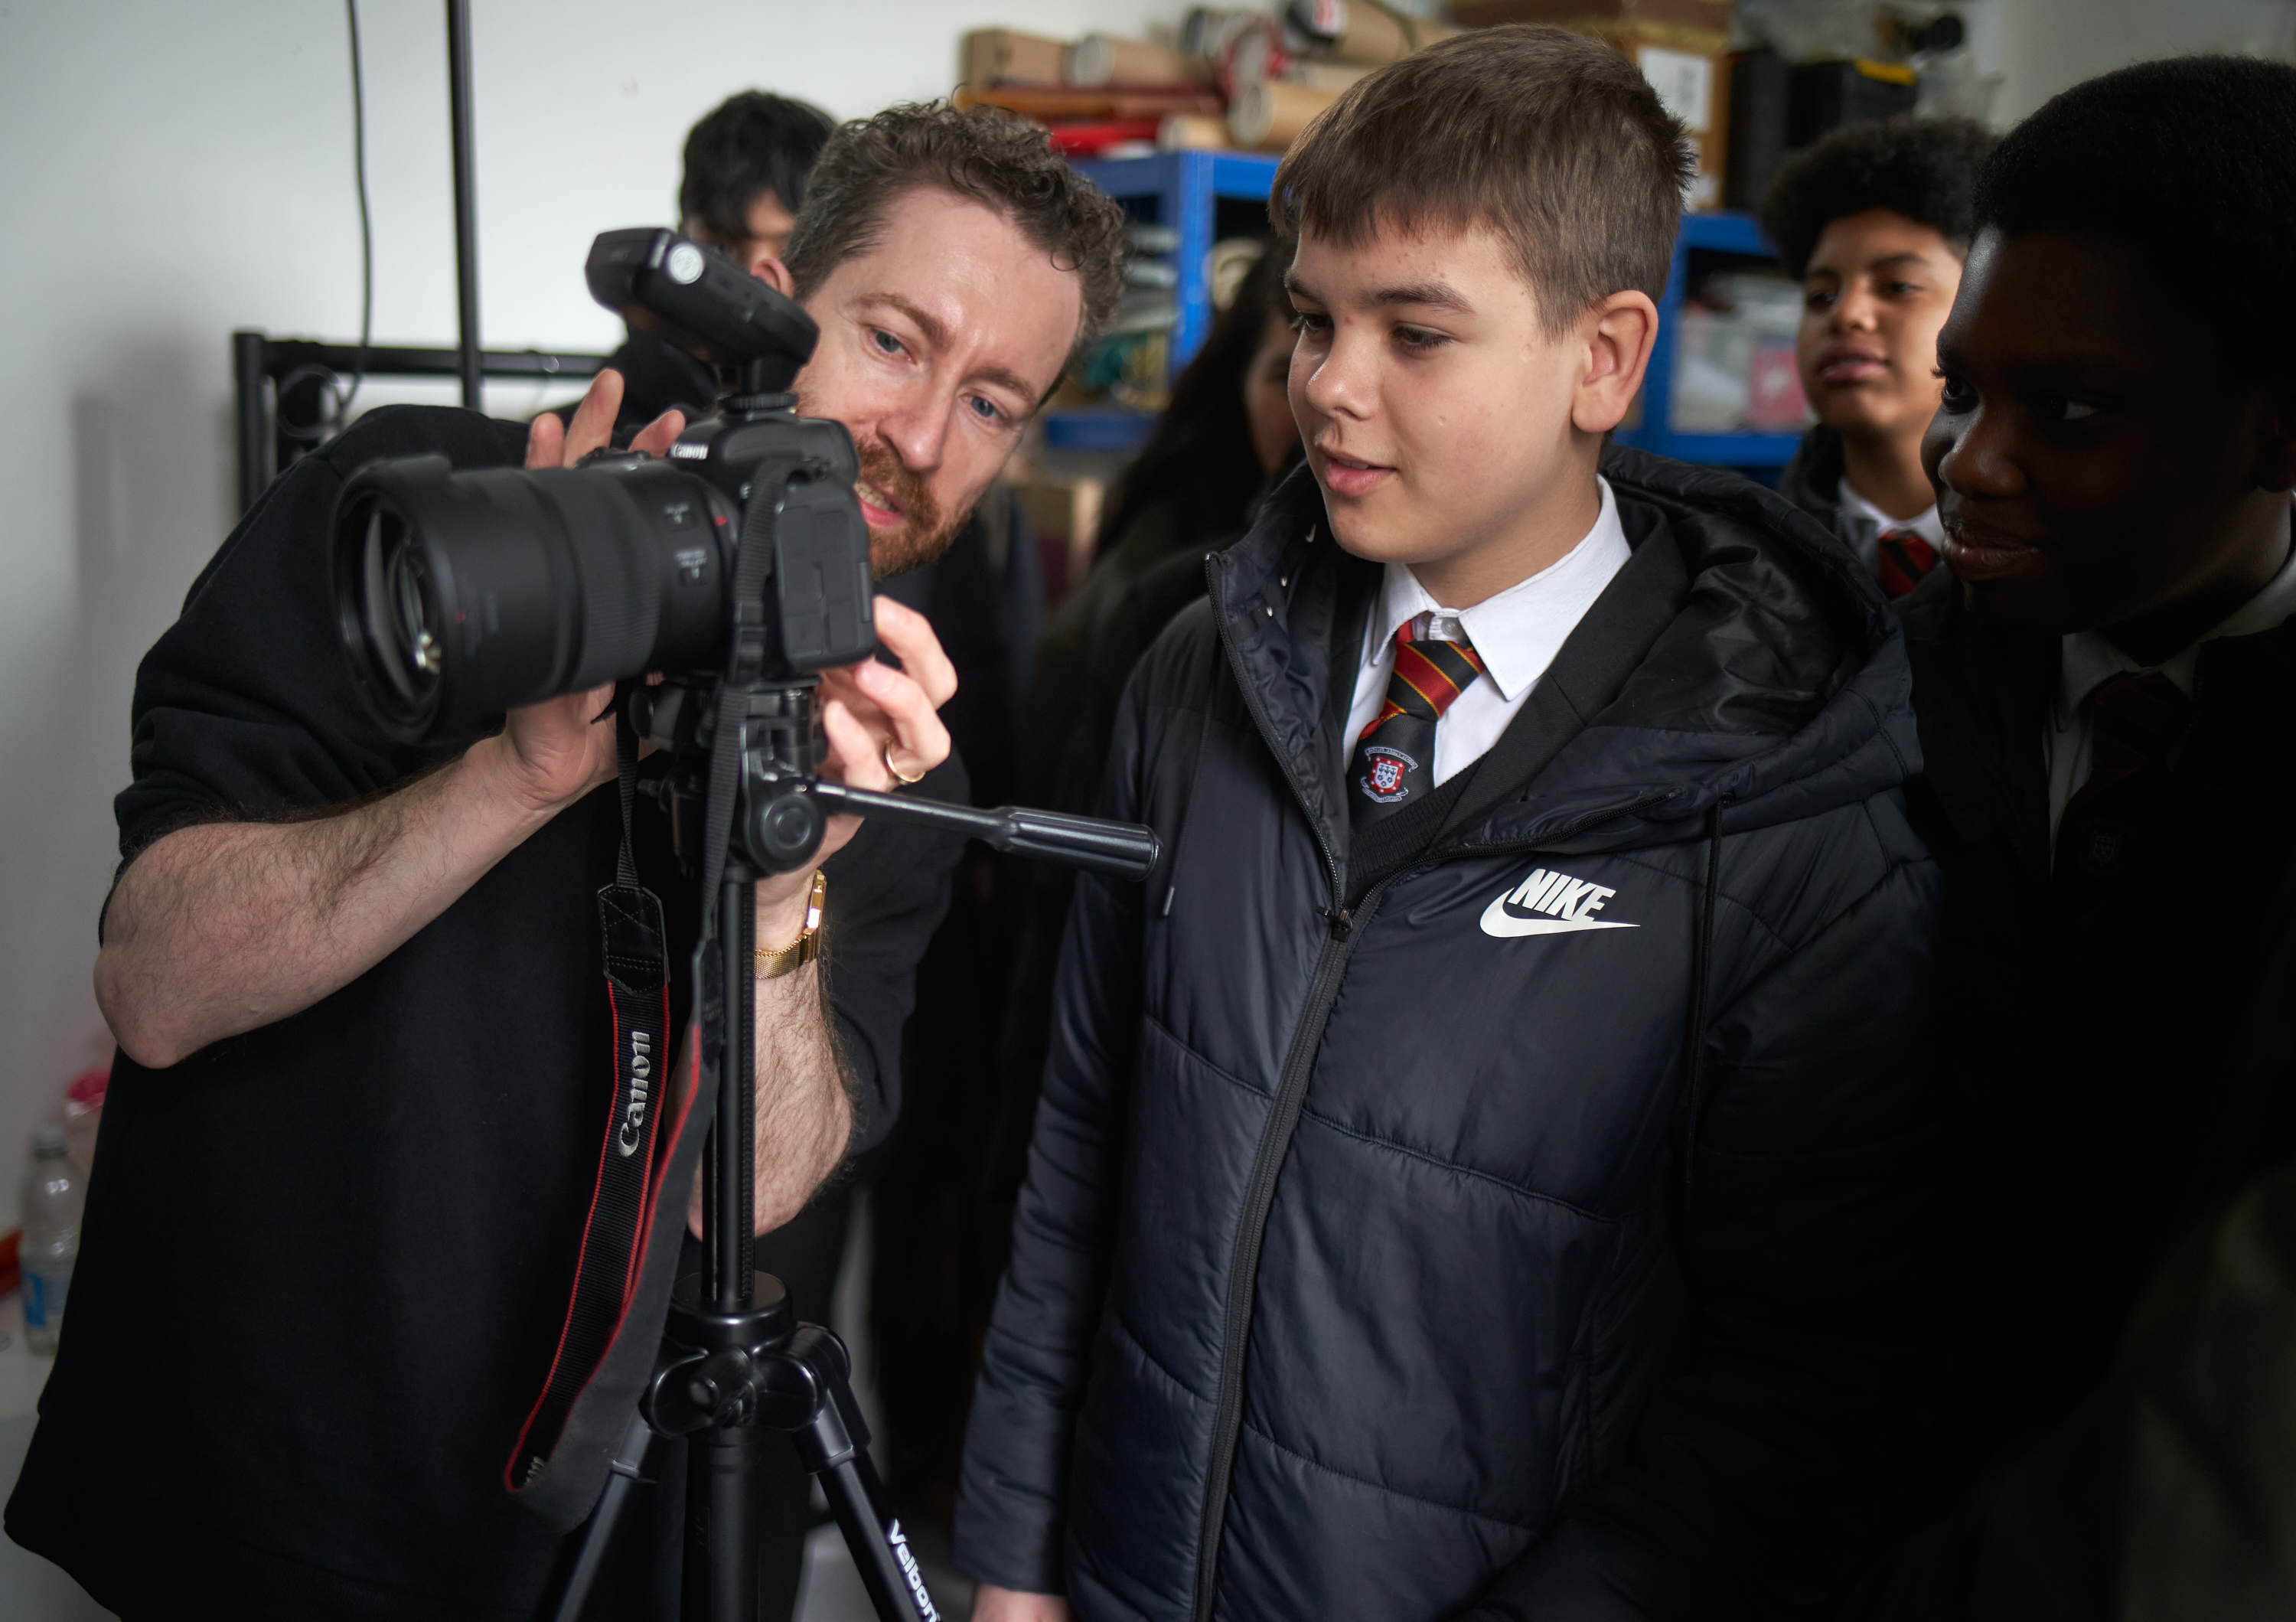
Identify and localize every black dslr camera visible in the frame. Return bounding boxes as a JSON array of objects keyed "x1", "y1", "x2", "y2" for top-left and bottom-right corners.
[{"x1": 331, "y1": 227, "x2": 1158, "y2": 883}]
